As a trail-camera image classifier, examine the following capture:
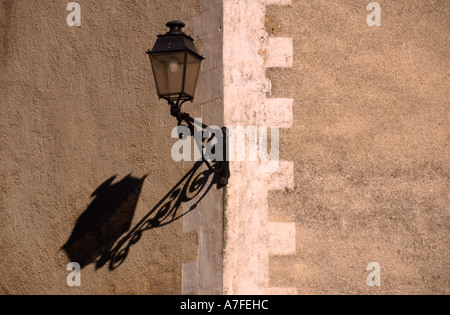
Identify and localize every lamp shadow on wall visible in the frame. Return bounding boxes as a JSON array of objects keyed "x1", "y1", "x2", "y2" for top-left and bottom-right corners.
[{"x1": 62, "y1": 161, "x2": 221, "y2": 271}]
